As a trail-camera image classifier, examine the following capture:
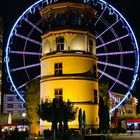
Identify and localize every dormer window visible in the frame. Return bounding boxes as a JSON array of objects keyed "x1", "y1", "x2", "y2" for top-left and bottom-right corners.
[
  {"x1": 56, "y1": 37, "x2": 64, "y2": 51},
  {"x1": 72, "y1": 14, "x2": 81, "y2": 25},
  {"x1": 89, "y1": 39, "x2": 93, "y2": 53}
]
